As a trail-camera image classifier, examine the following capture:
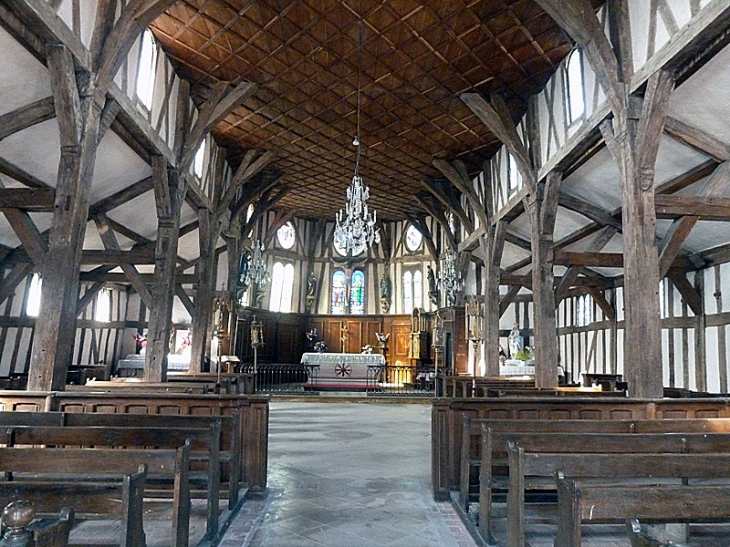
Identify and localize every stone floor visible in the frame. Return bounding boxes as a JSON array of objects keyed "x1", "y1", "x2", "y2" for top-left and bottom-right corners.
[
  {"x1": 220, "y1": 401, "x2": 477, "y2": 547},
  {"x1": 219, "y1": 400, "x2": 730, "y2": 547}
]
